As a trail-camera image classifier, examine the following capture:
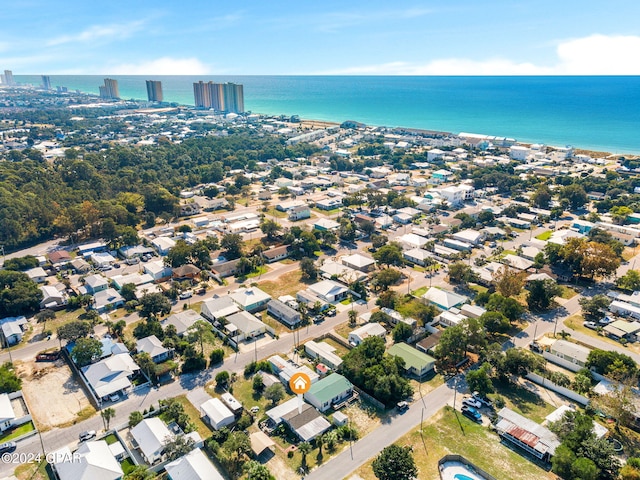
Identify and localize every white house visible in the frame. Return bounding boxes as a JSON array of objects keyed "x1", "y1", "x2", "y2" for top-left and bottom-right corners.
[
  {"x1": 403, "y1": 248, "x2": 432, "y2": 266},
  {"x1": 162, "y1": 310, "x2": 204, "y2": 337},
  {"x1": 225, "y1": 311, "x2": 268, "y2": 340},
  {"x1": 165, "y1": 448, "x2": 224, "y2": 480},
  {"x1": 40, "y1": 285, "x2": 67, "y2": 309},
  {"x1": 152, "y1": 237, "x2": 176, "y2": 255},
  {"x1": 453, "y1": 229, "x2": 485, "y2": 245},
  {"x1": 229, "y1": 287, "x2": 272, "y2": 313},
  {"x1": 423, "y1": 287, "x2": 468, "y2": 310},
  {"x1": 348, "y1": 323, "x2": 386, "y2": 346},
  {"x1": 144, "y1": 261, "x2": 173, "y2": 282},
  {"x1": 92, "y1": 288, "x2": 125, "y2": 313},
  {"x1": 304, "y1": 341, "x2": 343, "y2": 370},
  {"x1": 84, "y1": 274, "x2": 109, "y2": 294},
  {"x1": 200, "y1": 398, "x2": 235, "y2": 430},
  {"x1": 201, "y1": 296, "x2": 240, "y2": 322},
  {"x1": 0, "y1": 316, "x2": 28, "y2": 346},
  {"x1": 136, "y1": 335, "x2": 171, "y2": 363},
  {"x1": 510, "y1": 145, "x2": 531, "y2": 161},
  {"x1": 82, "y1": 353, "x2": 139, "y2": 400},
  {"x1": 130, "y1": 417, "x2": 173, "y2": 464},
  {"x1": 53, "y1": 441, "x2": 123, "y2": 480},
  {"x1": 341, "y1": 253, "x2": 375, "y2": 272},
  {"x1": 25, "y1": 267, "x2": 47, "y2": 283},
  {"x1": 308, "y1": 280, "x2": 349, "y2": 303},
  {"x1": 398, "y1": 233, "x2": 429, "y2": 250}
]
